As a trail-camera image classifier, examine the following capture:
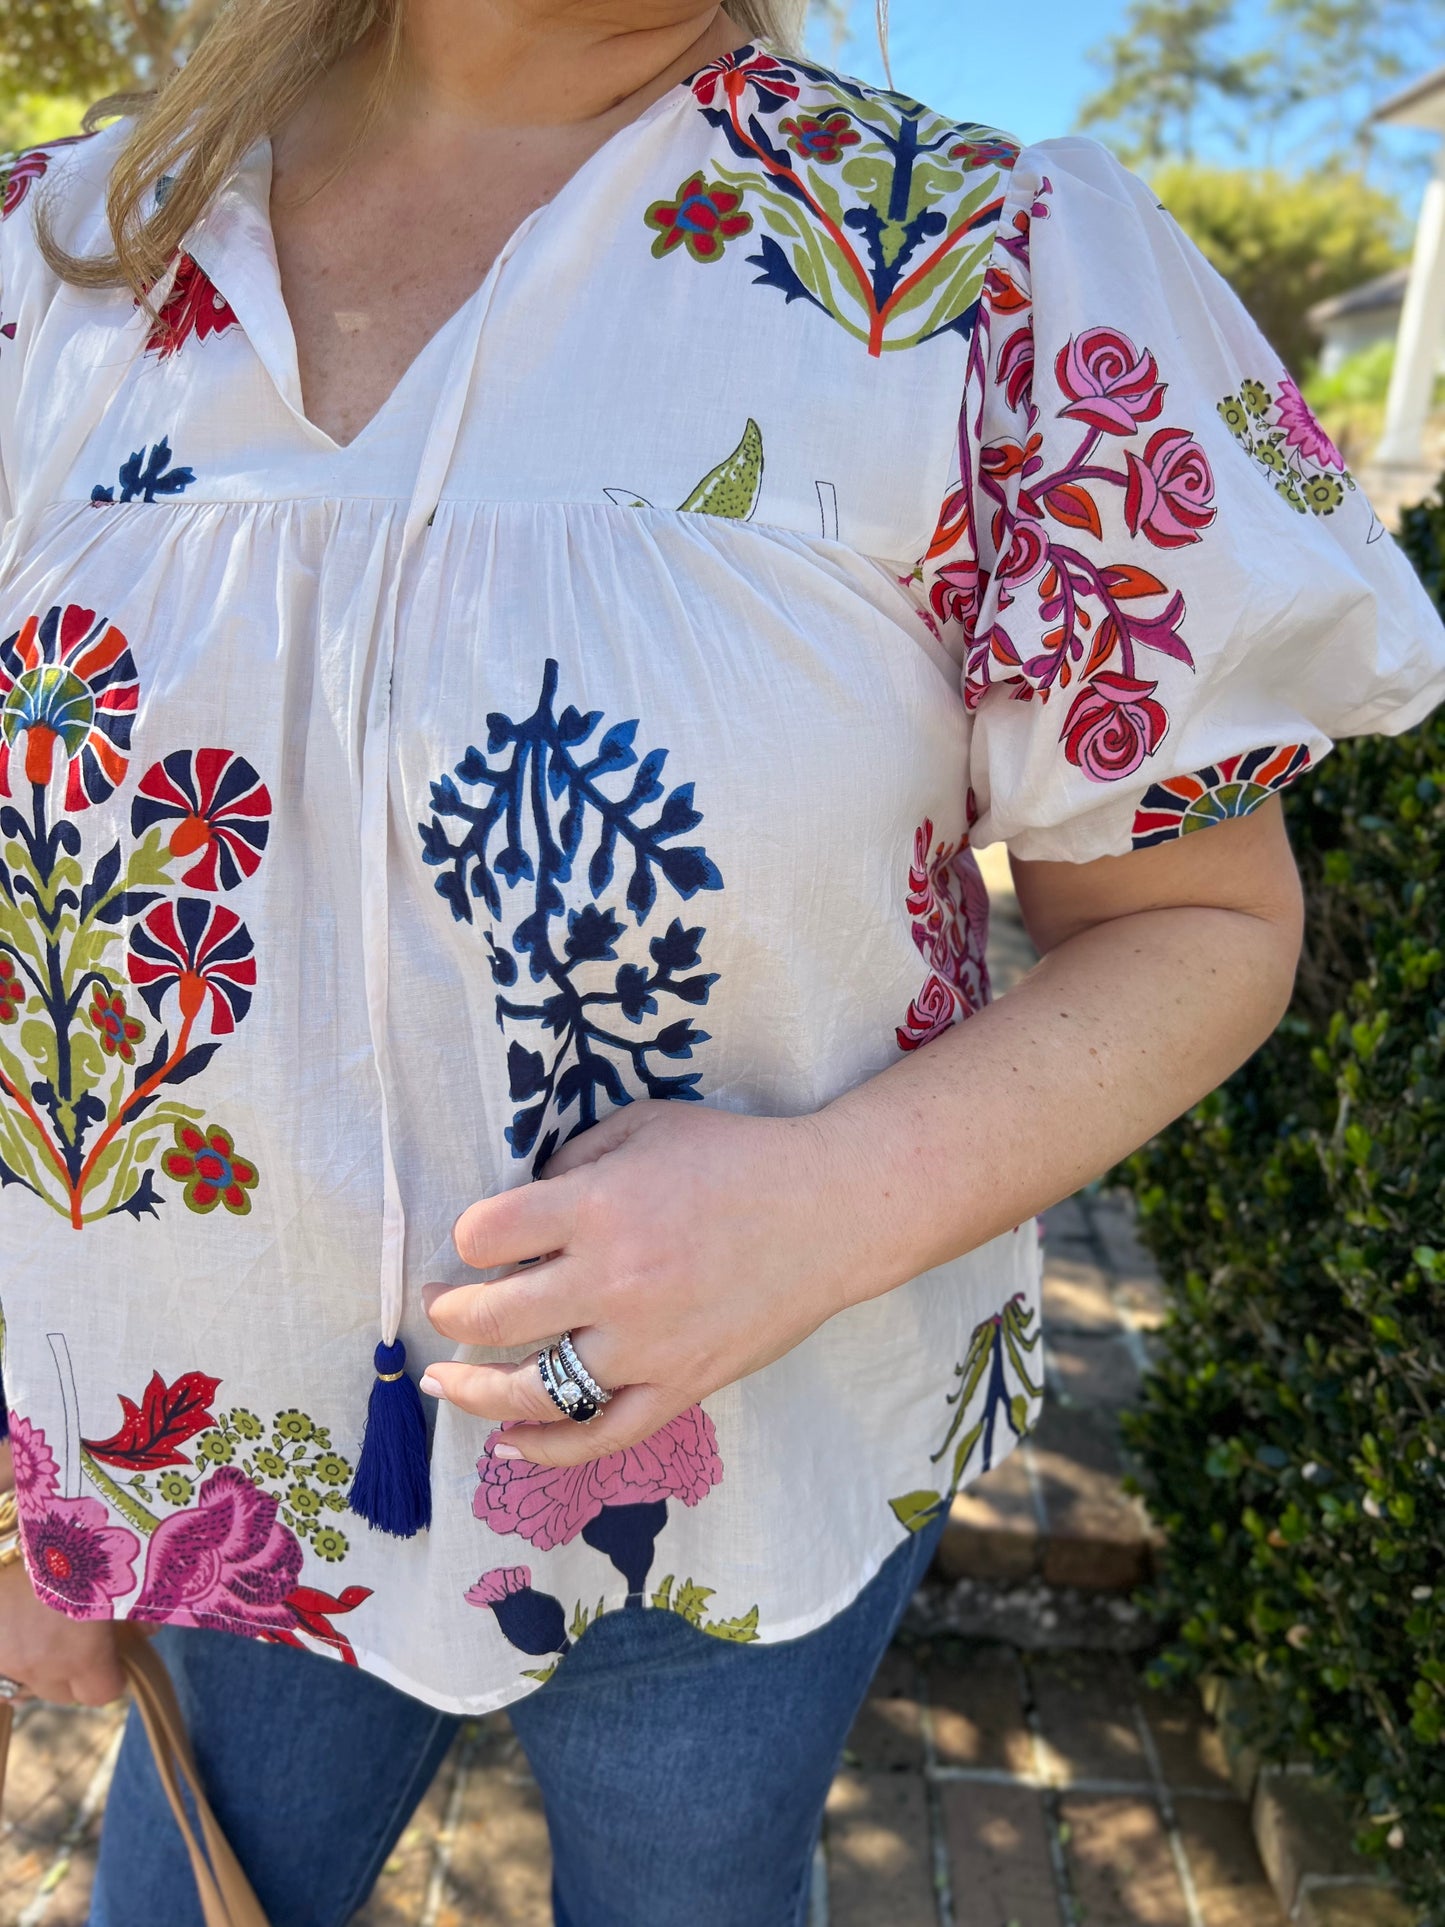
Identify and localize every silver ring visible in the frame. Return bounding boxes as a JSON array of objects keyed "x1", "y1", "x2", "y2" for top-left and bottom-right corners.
[
  {"x1": 557, "y1": 1331, "x2": 613, "y2": 1407},
  {"x1": 0, "y1": 1673, "x2": 29, "y2": 1700},
  {"x1": 538, "y1": 1345, "x2": 599, "y2": 1424}
]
